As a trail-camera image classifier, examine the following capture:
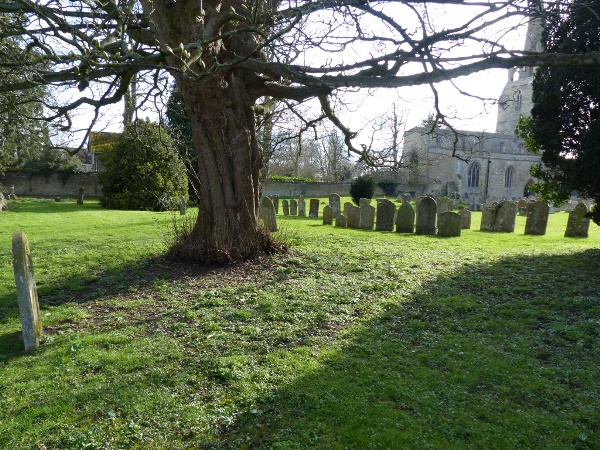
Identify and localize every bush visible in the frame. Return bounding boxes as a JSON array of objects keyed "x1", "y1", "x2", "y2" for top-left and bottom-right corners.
[
  {"x1": 350, "y1": 175, "x2": 375, "y2": 205},
  {"x1": 377, "y1": 179, "x2": 399, "y2": 197},
  {"x1": 99, "y1": 120, "x2": 188, "y2": 211}
]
